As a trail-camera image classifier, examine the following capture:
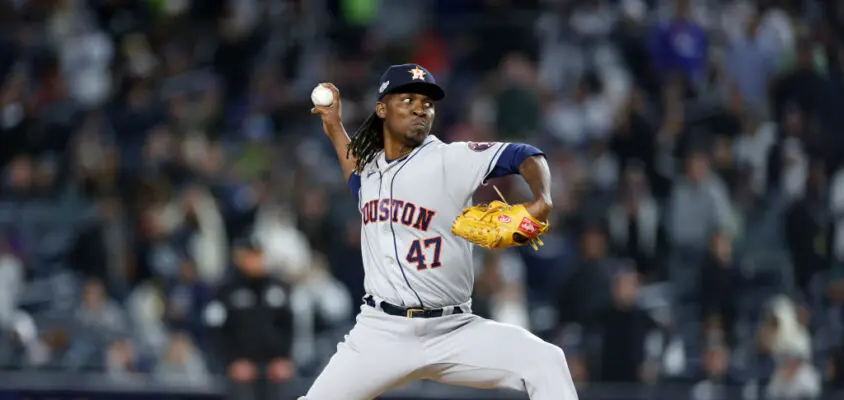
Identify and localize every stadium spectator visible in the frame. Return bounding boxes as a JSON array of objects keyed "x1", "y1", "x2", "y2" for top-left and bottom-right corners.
[
  {"x1": 598, "y1": 267, "x2": 655, "y2": 383},
  {"x1": 766, "y1": 106, "x2": 813, "y2": 202},
  {"x1": 153, "y1": 331, "x2": 210, "y2": 386},
  {"x1": 766, "y1": 349, "x2": 822, "y2": 399},
  {"x1": 831, "y1": 165, "x2": 844, "y2": 275},
  {"x1": 204, "y1": 231, "x2": 295, "y2": 400},
  {"x1": 162, "y1": 258, "x2": 212, "y2": 347},
  {"x1": 556, "y1": 221, "x2": 615, "y2": 328},
  {"x1": 474, "y1": 250, "x2": 531, "y2": 329},
  {"x1": 785, "y1": 159, "x2": 830, "y2": 294},
  {"x1": 689, "y1": 341, "x2": 741, "y2": 400},
  {"x1": 732, "y1": 108, "x2": 777, "y2": 197},
  {"x1": 253, "y1": 203, "x2": 312, "y2": 283},
  {"x1": 68, "y1": 196, "x2": 128, "y2": 290},
  {"x1": 104, "y1": 337, "x2": 153, "y2": 382},
  {"x1": 545, "y1": 71, "x2": 613, "y2": 149},
  {"x1": 124, "y1": 279, "x2": 169, "y2": 359},
  {"x1": 722, "y1": 12, "x2": 780, "y2": 111},
  {"x1": 648, "y1": 0, "x2": 707, "y2": 91},
  {"x1": 74, "y1": 278, "x2": 128, "y2": 339},
  {"x1": 700, "y1": 232, "x2": 741, "y2": 341},
  {"x1": 770, "y1": 39, "x2": 825, "y2": 127},
  {"x1": 494, "y1": 52, "x2": 543, "y2": 140},
  {"x1": 710, "y1": 134, "x2": 740, "y2": 193},
  {"x1": 177, "y1": 185, "x2": 228, "y2": 287},
  {"x1": 2, "y1": 155, "x2": 33, "y2": 202},
  {"x1": 668, "y1": 148, "x2": 734, "y2": 249},
  {"x1": 0, "y1": 236, "x2": 22, "y2": 332},
  {"x1": 606, "y1": 162, "x2": 667, "y2": 281},
  {"x1": 828, "y1": 346, "x2": 844, "y2": 390},
  {"x1": 755, "y1": 295, "x2": 819, "y2": 400}
]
